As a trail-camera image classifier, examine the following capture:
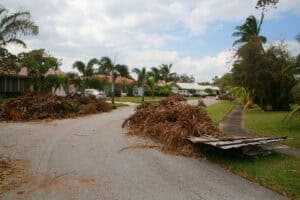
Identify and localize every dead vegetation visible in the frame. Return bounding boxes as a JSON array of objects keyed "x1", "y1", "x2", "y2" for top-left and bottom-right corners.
[
  {"x1": 0, "y1": 93, "x2": 113, "y2": 121},
  {"x1": 0, "y1": 158, "x2": 29, "y2": 195},
  {"x1": 122, "y1": 94, "x2": 224, "y2": 156}
]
